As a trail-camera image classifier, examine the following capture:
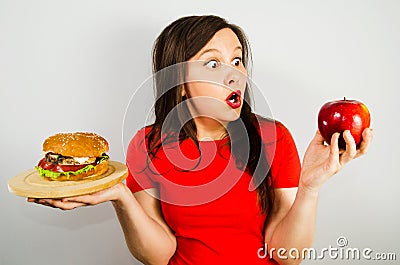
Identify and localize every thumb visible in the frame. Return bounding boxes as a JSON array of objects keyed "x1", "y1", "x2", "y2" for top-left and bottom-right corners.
[{"x1": 311, "y1": 130, "x2": 326, "y2": 145}]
